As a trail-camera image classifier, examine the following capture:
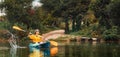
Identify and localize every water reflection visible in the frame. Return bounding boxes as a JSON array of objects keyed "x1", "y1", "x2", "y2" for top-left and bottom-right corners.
[
  {"x1": 50, "y1": 47, "x2": 58, "y2": 56},
  {"x1": 29, "y1": 49, "x2": 44, "y2": 57},
  {"x1": 29, "y1": 46, "x2": 58, "y2": 57},
  {"x1": 63, "y1": 42, "x2": 120, "y2": 57},
  {"x1": 1, "y1": 42, "x2": 120, "y2": 57}
]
